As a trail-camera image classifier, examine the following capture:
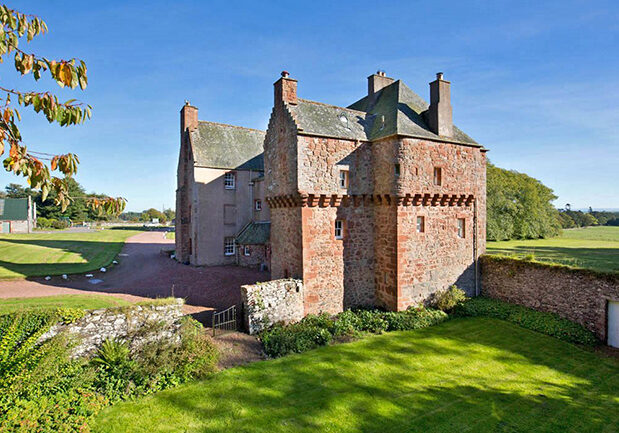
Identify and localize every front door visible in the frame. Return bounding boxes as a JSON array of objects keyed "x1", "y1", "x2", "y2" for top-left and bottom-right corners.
[{"x1": 608, "y1": 301, "x2": 619, "y2": 348}]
